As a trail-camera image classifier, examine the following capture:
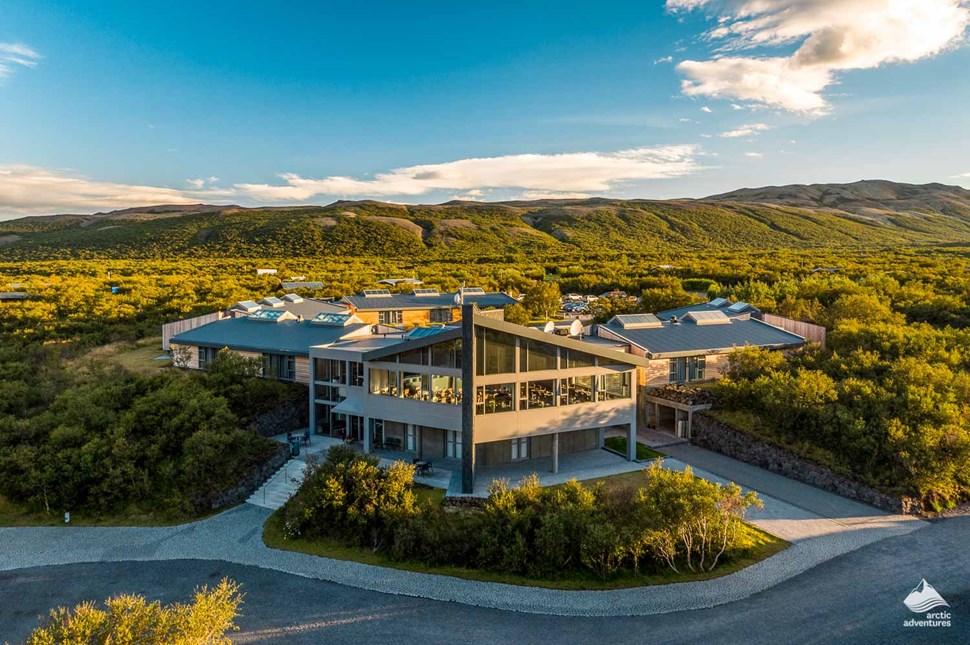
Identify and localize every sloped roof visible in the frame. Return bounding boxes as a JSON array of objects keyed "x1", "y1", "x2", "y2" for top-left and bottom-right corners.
[
  {"x1": 171, "y1": 317, "x2": 371, "y2": 356},
  {"x1": 657, "y1": 299, "x2": 760, "y2": 321},
  {"x1": 342, "y1": 290, "x2": 516, "y2": 311},
  {"x1": 599, "y1": 317, "x2": 804, "y2": 358}
]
